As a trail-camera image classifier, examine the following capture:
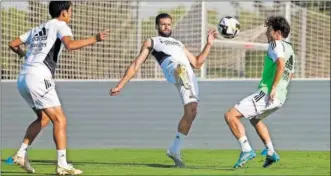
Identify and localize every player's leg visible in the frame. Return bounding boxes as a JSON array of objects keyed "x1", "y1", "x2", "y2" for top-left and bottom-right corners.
[
  {"x1": 174, "y1": 63, "x2": 190, "y2": 89},
  {"x1": 167, "y1": 102, "x2": 198, "y2": 168},
  {"x1": 40, "y1": 99, "x2": 82, "y2": 175},
  {"x1": 224, "y1": 92, "x2": 266, "y2": 168},
  {"x1": 250, "y1": 105, "x2": 281, "y2": 168},
  {"x1": 11, "y1": 109, "x2": 50, "y2": 173},
  {"x1": 21, "y1": 109, "x2": 50, "y2": 146},
  {"x1": 224, "y1": 107, "x2": 256, "y2": 168},
  {"x1": 167, "y1": 63, "x2": 199, "y2": 167},
  {"x1": 17, "y1": 74, "x2": 82, "y2": 175}
]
